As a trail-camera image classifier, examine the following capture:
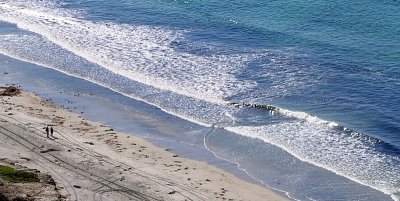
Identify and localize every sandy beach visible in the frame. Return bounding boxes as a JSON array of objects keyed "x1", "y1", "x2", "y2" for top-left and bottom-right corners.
[{"x1": 0, "y1": 84, "x2": 288, "y2": 201}]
